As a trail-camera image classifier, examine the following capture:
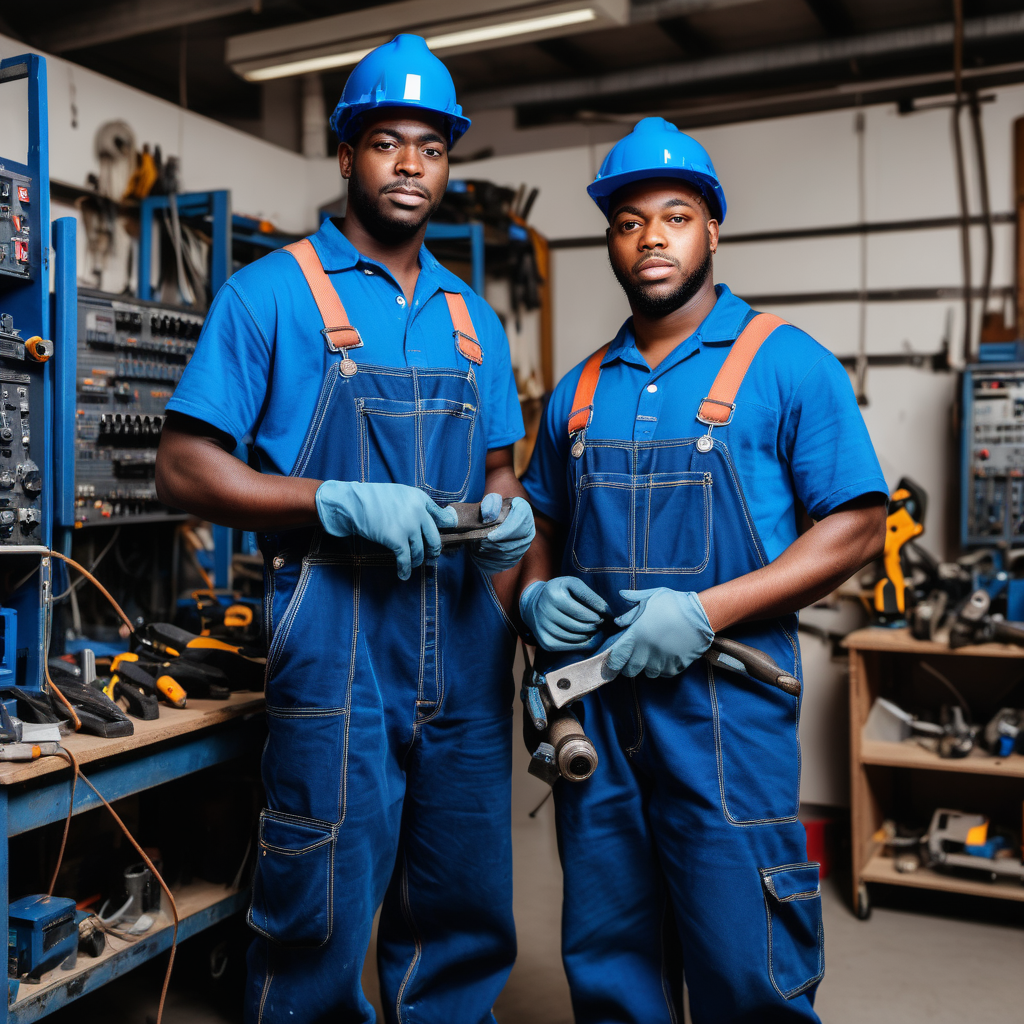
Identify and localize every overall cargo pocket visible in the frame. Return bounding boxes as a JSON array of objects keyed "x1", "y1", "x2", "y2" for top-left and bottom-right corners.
[
  {"x1": 761, "y1": 862, "x2": 824, "y2": 1000},
  {"x1": 710, "y1": 655, "x2": 801, "y2": 825},
  {"x1": 248, "y1": 810, "x2": 335, "y2": 947}
]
